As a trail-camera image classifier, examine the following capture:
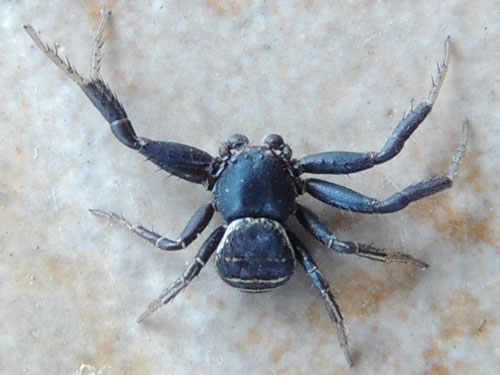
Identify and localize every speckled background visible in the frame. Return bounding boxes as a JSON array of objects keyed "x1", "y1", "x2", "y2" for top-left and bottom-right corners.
[{"x1": 2, "y1": 1, "x2": 499, "y2": 374}]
